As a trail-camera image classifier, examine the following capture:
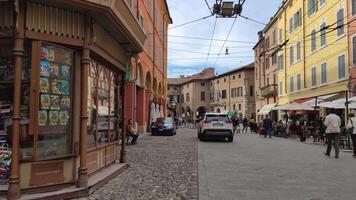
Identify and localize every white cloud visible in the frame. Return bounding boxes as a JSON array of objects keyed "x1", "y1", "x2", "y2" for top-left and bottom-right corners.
[{"x1": 167, "y1": 0, "x2": 282, "y2": 77}]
